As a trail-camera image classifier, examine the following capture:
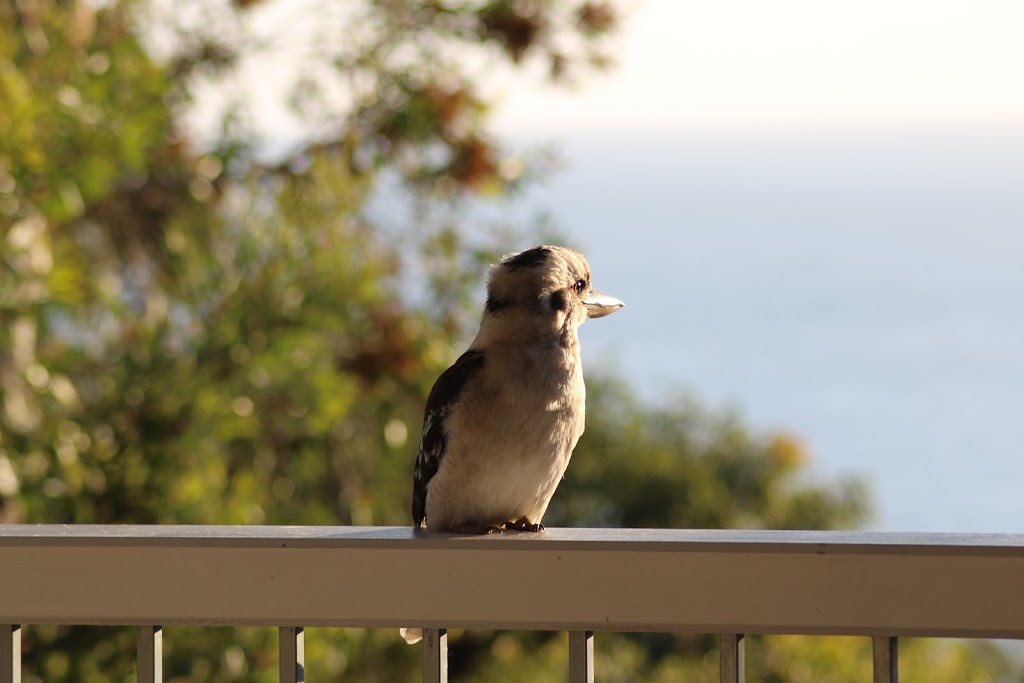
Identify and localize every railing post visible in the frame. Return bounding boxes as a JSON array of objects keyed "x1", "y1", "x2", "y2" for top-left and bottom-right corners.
[
  {"x1": 422, "y1": 628, "x2": 447, "y2": 683},
  {"x1": 136, "y1": 625, "x2": 162, "y2": 683},
  {"x1": 873, "y1": 636, "x2": 898, "y2": 683},
  {"x1": 1, "y1": 625, "x2": 20, "y2": 683},
  {"x1": 279, "y1": 626, "x2": 304, "y2": 683},
  {"x1": 569, "y1": 631, "x2": 594, "y2": 683},
  {"x1": 720, "y1": 633, "x2": 744, "y2": 683}
]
